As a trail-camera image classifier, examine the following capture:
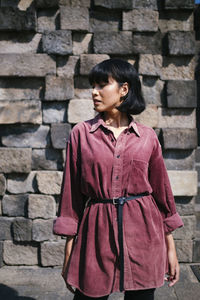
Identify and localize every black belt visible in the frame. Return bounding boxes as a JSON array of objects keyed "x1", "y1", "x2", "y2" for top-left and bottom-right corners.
[{"x1": 89, "y1": 192, "x2": 149, "y2": 292}]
